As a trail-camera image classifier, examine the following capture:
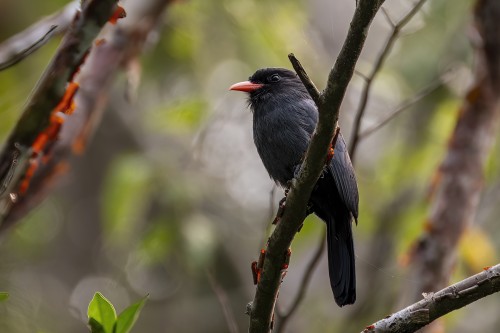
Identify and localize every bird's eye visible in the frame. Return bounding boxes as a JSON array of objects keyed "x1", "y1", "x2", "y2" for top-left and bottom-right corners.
[{"x1": 268, "y1": 74, "x2": 281, "y2": 83}]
